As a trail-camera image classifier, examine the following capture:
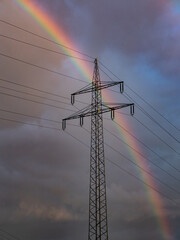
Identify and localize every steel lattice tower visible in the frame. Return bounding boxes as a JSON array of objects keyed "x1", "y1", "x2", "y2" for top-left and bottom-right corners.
[
  {"x1": 88, "y1": 59, "x2": 108, "y2": 240},
  {"x1": 62, "y1": 58, "x2": 134, "y2": 240}
]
